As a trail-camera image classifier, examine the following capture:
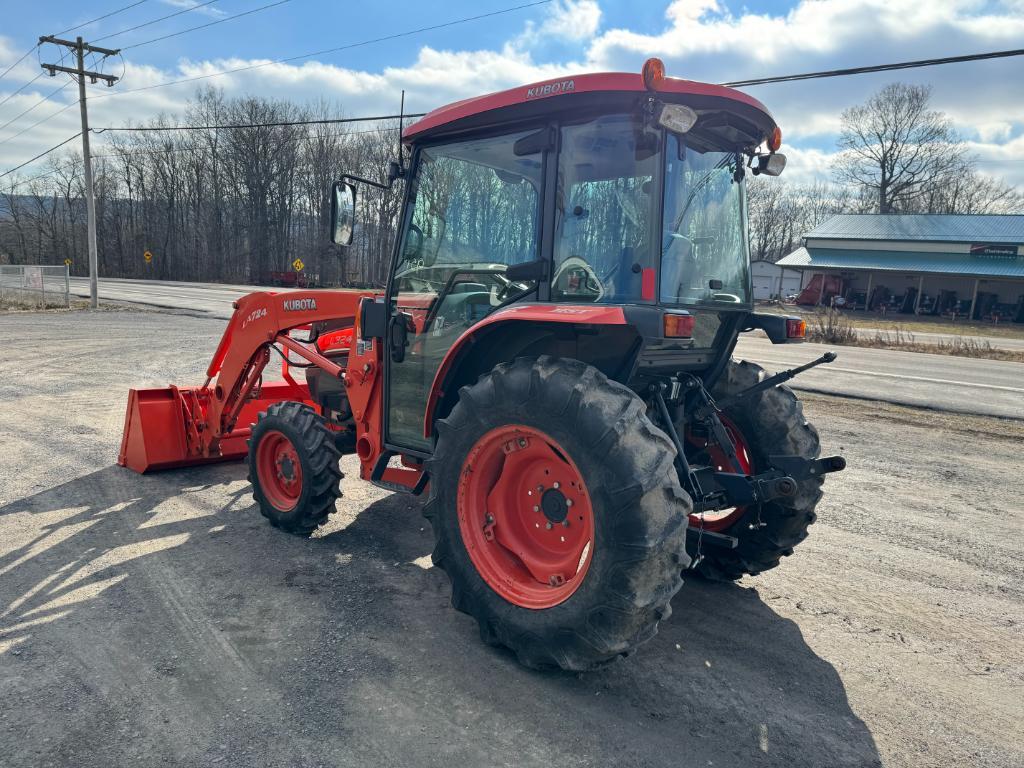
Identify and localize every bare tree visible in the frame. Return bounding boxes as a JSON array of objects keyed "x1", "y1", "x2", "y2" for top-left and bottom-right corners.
[
  {"x1": 834, "y1": 83, "x2": 968, "y2": 213},
  {"x1": 746, "y1": 180, "x2": 868, "y2": 262},
  {"x1": 913, "y1": 167, "x2": 1024, "y2": 214}
]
